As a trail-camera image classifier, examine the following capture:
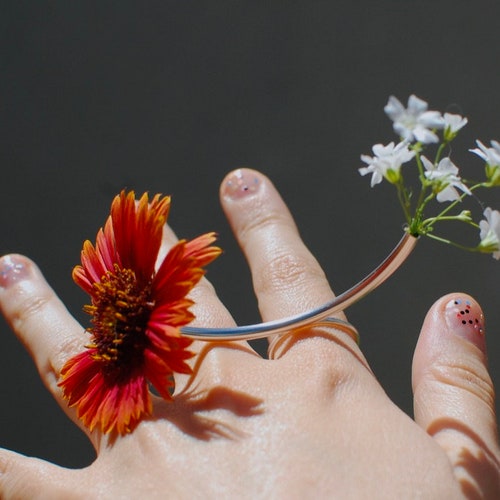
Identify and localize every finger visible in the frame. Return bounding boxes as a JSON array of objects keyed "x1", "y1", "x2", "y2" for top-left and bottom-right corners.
[
  {"x1": 0, "y1": 254, "x2": 86, "y2": 399},
  {"x1": 220, "y1": 168, "x2": 358, "y2": 360},
  {"x1": 160, "y1": 225, "x2": 259, "y2": 396},
  {"x1": 160, "y1": 225, "x2": 236, "y2": 330},
  {"x1": 0, "y1": 255, "x2": 95, "y2": 439},
  {"x1": 0, "y1": 449, "x2": 76, "y2": 498},
  {"x1": 412, "y1": 293, "x2": 500, "y2": 498}
]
